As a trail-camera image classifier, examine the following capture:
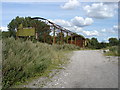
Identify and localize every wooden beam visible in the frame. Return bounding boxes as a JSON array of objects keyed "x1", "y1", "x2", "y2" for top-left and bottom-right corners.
[
  {"x1": 75, "y1": 37, "x2": 77, "y2": 45},
  {"x1": 50, "y1": 35, "x2": 52, "y2": 44},
  {"x1": 35, "y1": 32, "x2": 38, "y2": 40},
  {"x1": 71, "y1": 35, "x2": 73, "y2": 44},
  {"x1": 53, "y1": 27, "x2": 56, "y2": 44},
  {"x1": 83, "y1": 39, "x2": 86, "y2": 47},
  {"x1": 60, "y1": 30, "x2": 63, "y2": 44},
  {"x1": 66, "y1": 32, "x2": 68, "y2": 44},
  {"x1": 44, "y1": 32, "x2": 46, "y2": 43}
]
